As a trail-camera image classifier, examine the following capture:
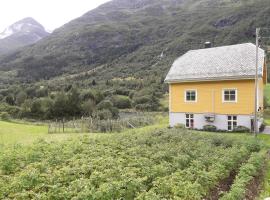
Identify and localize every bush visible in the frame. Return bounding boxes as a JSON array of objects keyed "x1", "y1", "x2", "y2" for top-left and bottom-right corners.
[
  {"x1": 115, "y1": 88, "x2": 130, "y2": 96},
  {"x1": 0, "y1": 112, "x2": 11, "y2": 121},
  {"x1": 112, "y1": 95, "x2": 131, "y2": 109},
  {"x1": 260, "y1": 123, "x2": 266, "y2": 132},
  {"x1": 174, "y1": 123, "x2": 186, "y2": 129},
  {"x1": 97, "y1": 100, "x2": 113, "y2": 110},
  {"x1": 233, "y1": 126, "x2": 250, "y2": 133},
  {"x1": 97, "y1": 109, "x2": 113, "y2": 120},
  {"x1": 0, "y1": 104, "x2": 21, "y2": 118},
  {"x1": 203, "y1": 125, "x2": 217, "y2": 132}
]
